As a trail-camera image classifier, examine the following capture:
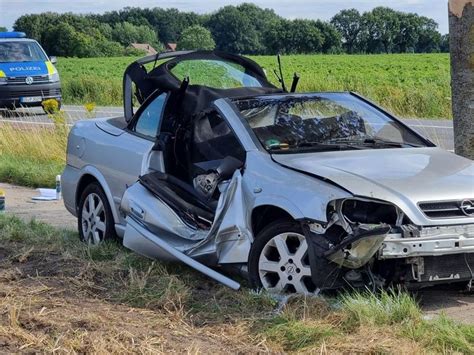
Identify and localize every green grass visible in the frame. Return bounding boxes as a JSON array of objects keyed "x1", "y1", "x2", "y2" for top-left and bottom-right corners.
[
  {"x1": 0, "y1": 214, "x2": 472, "y2": 353},
  {"x1": 0, "y1": 154, "x2": 63, "y2": 188},
  {"x1": 56, "y1": 53, "x2": 451, "y2": 118}
]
